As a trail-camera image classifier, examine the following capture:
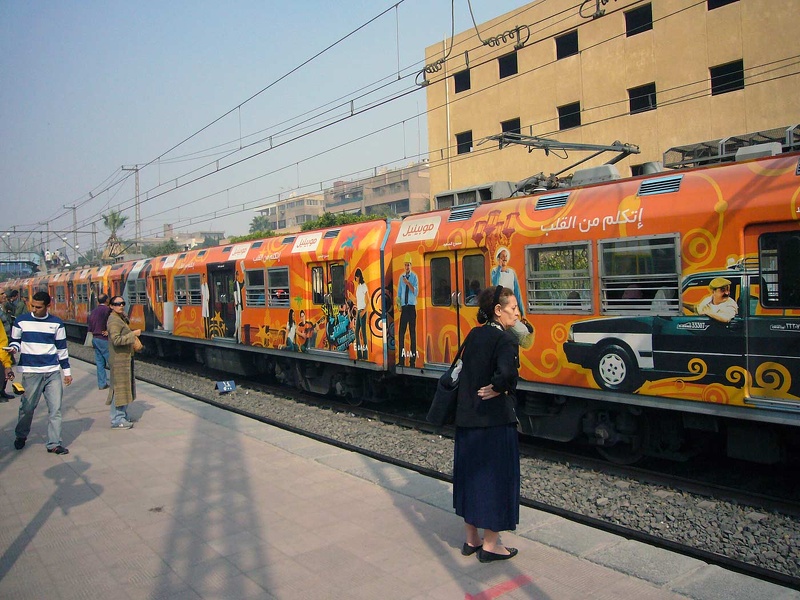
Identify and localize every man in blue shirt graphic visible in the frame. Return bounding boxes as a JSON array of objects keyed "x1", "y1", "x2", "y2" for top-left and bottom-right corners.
[{"x1": 396, "y1": 253, "x2": 419, "y2": 367}]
